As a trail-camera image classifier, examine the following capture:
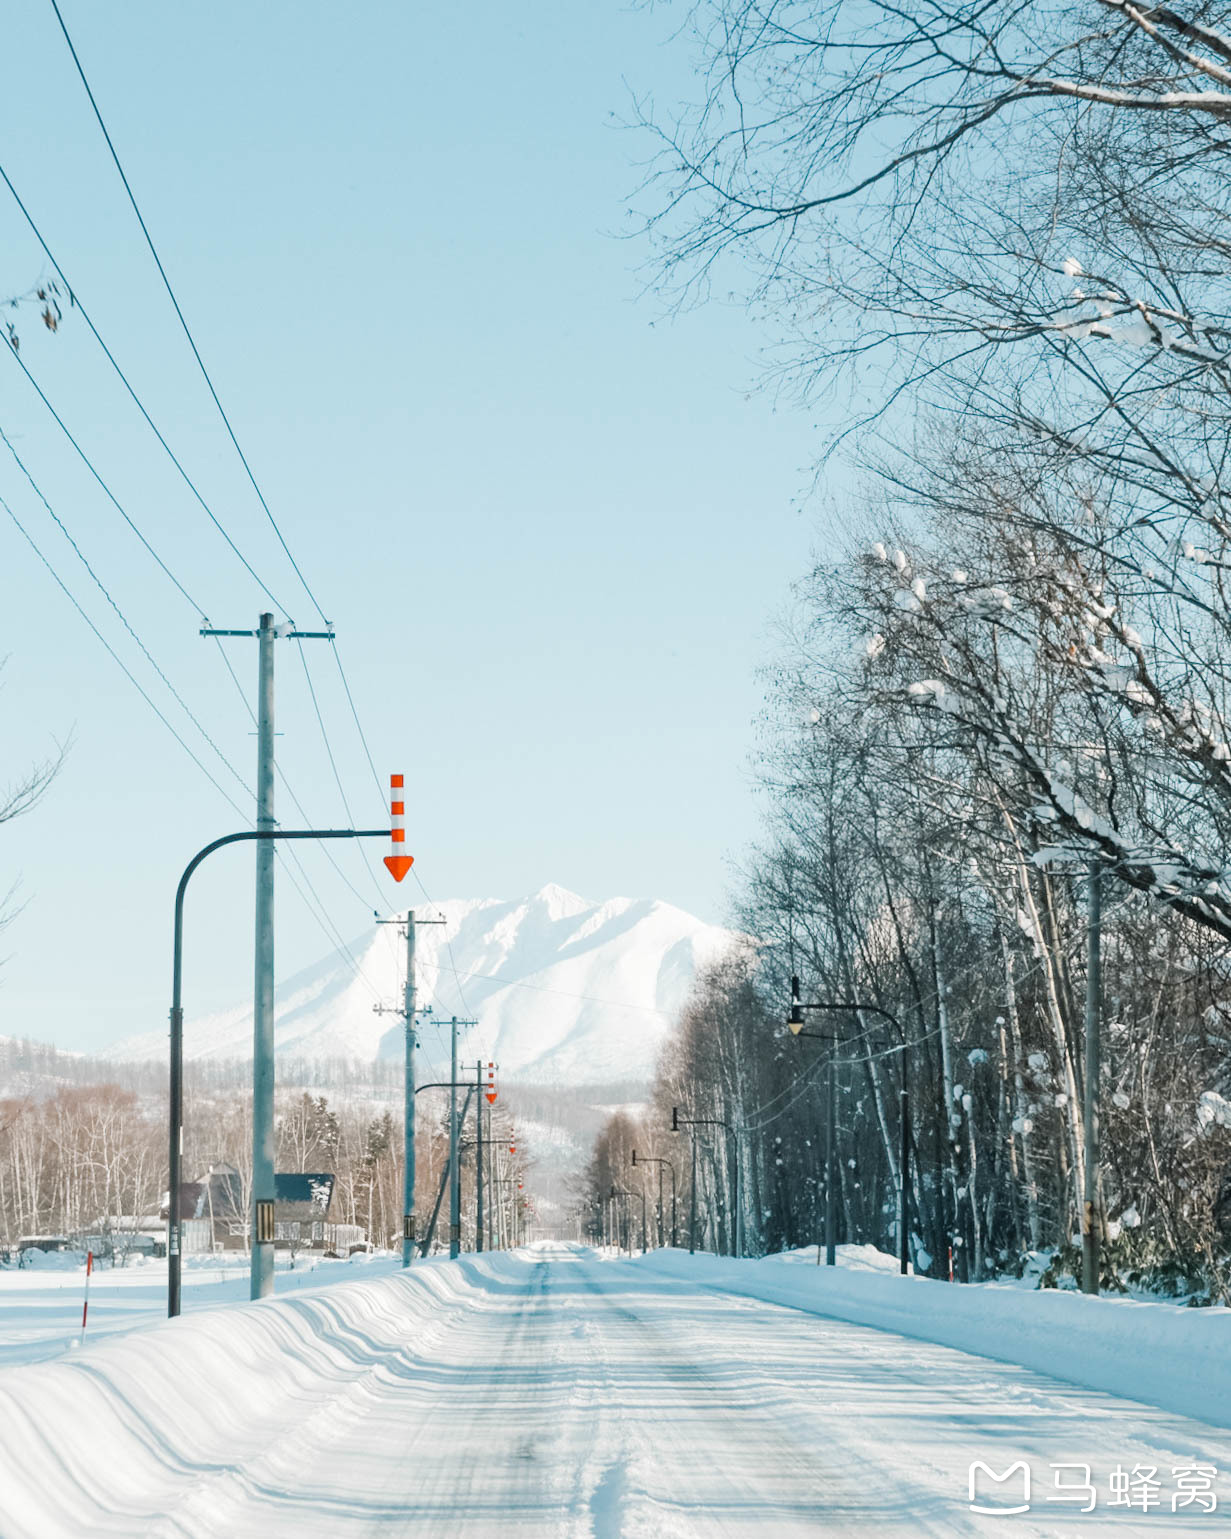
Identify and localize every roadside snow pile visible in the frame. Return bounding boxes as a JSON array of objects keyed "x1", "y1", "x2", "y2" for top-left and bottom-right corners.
[
  {"x1": 0, "y1": 1254, "x2": 508, "y2": 1539},
  {"x1": 638, "y1": 1251, "x2": 1231, "y2": 1428},
  {"x1": 766, "y1": 1243, "x2": 909, "y2": 1274}
]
